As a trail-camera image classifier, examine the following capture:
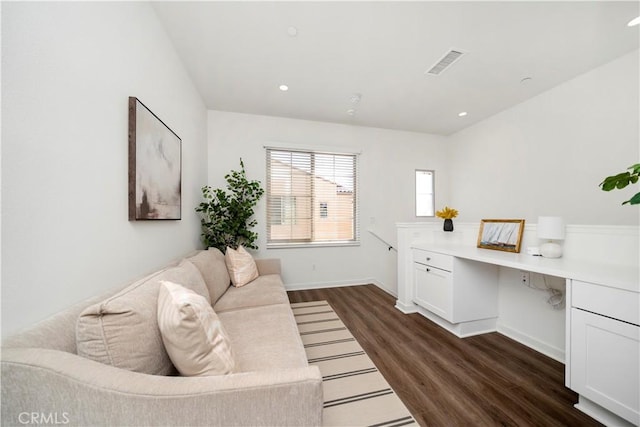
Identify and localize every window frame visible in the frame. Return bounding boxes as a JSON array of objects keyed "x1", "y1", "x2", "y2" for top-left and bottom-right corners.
[
  {"x1": 266, "y1": 147, "x2": 359, "y2": 249},
  {"x1": 415, "y1": 169, "x2": 435, "y2": 217}
]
